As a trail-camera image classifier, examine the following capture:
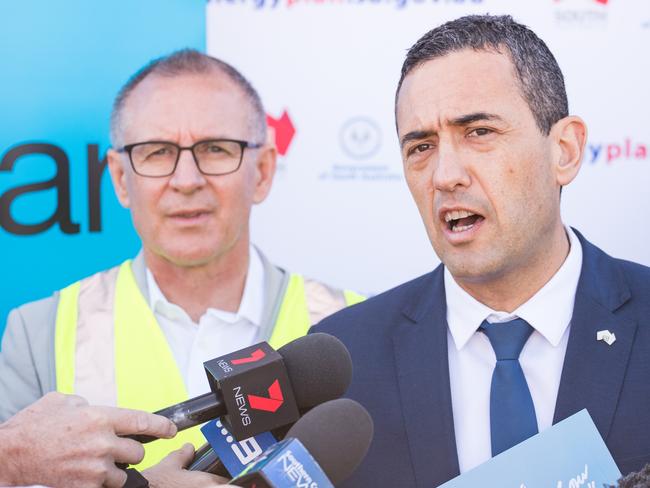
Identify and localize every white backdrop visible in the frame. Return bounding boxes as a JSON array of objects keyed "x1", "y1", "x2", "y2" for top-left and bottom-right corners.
[{"x1": 207, "y1": 0, "x2": 650, "y2": 295}]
